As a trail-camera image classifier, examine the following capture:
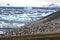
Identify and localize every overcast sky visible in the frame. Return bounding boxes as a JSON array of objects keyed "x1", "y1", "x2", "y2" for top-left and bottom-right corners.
[{"x1": 0, "y1": 0, "x2": 60, "y2": 7}]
